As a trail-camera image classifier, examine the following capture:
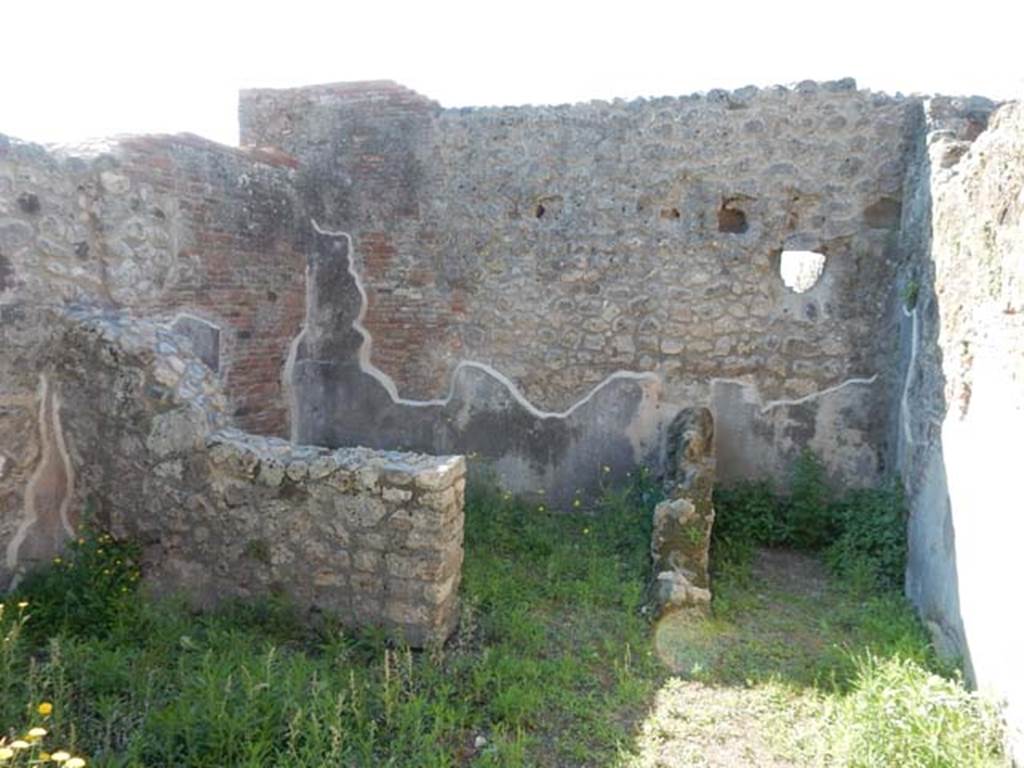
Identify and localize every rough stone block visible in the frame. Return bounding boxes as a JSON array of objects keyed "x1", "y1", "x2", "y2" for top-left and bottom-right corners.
[{"x1": 651, "y1": 407, "x2": 716, "y2": 615}]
